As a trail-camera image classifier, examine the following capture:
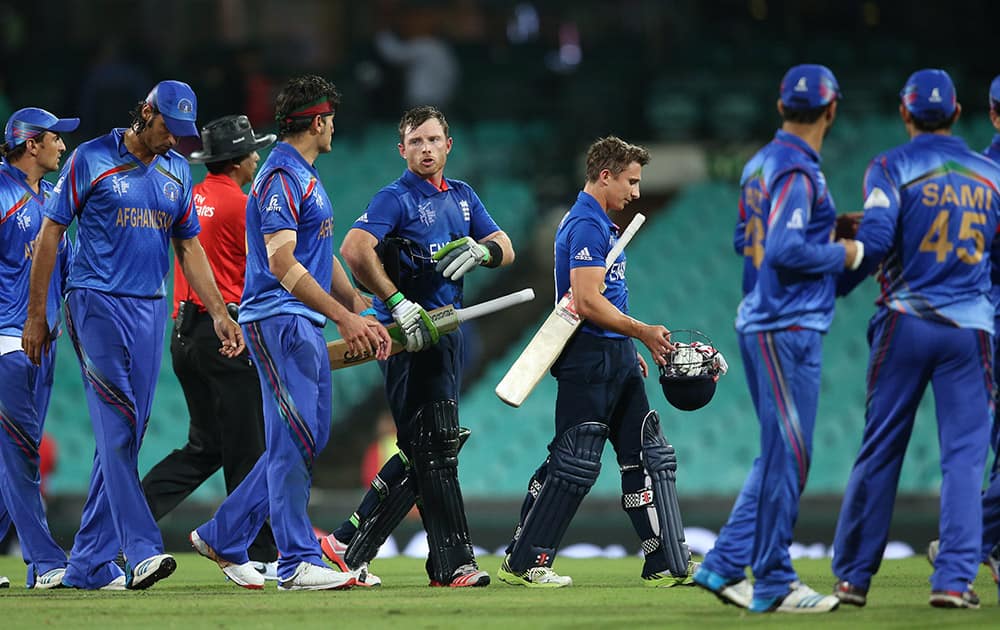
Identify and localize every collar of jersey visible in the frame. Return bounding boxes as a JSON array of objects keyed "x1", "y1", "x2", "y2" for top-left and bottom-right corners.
[
  {"x1": 911, "y1": 133, "x2": 967, "y2": 150},
  {"x1": 271, "y1": 141, "x2": 318, "y2": 175},
  {"x1": 401, "y1": 168, "x2": 449, "y2": 196},
  {"x1": 112, "y1": 127, "x2": 177, "y2": 163},
  {"x1": 203, "y1": 171, "x2": 243, "y2": 192},
  {"x1": 574, "y1": 191, "x2": 617, "y2": 230},
  {"x1": 774, "y1": 129, "x2": 819, "y2": 163}
]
